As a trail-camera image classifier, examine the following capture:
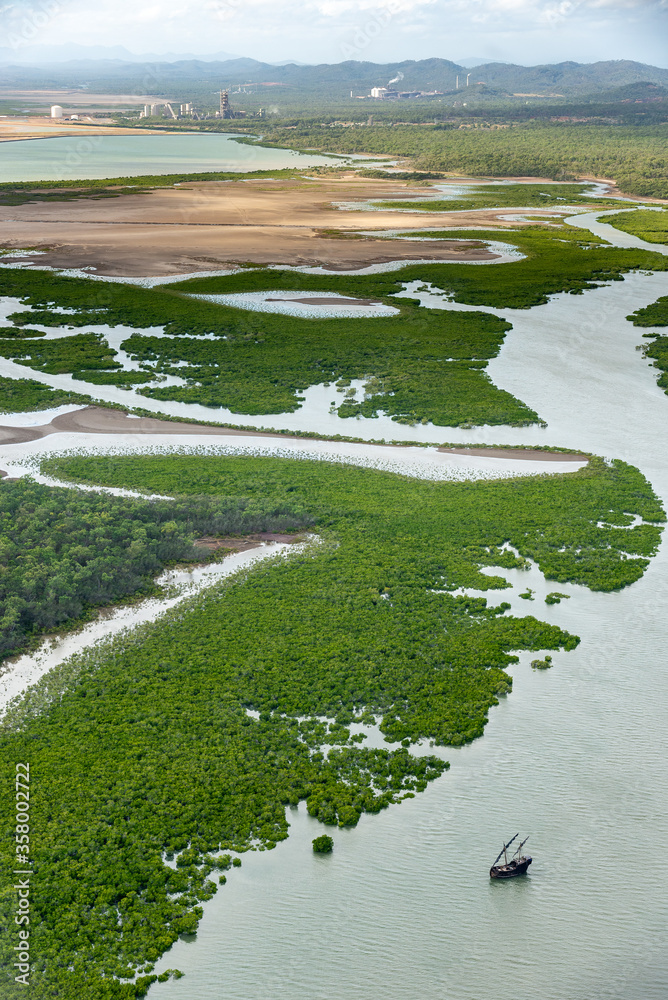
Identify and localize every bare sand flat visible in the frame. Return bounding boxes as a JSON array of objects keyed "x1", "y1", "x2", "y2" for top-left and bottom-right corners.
[
  {"x1": 265, "y1": 296, "x2": 382, "y2": 305},
  {"x1": 439, "y1": 445, "x2": 588, "y2": 462},
  {"x1": 193, "y1": 532, "x2": 304, "y2": 553},
  {"x1": 0, "y1": 227, "x2": 499, "y2": 276},
  {"x1": 0, "y1": 174, "x2": 553, "y2": 276},
  {"x1": 0, "y1": 406, "x2": 586, "y2": 464},
  {"x1": 0, "y1": 117, "x2": 162, "y2": 142}
]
